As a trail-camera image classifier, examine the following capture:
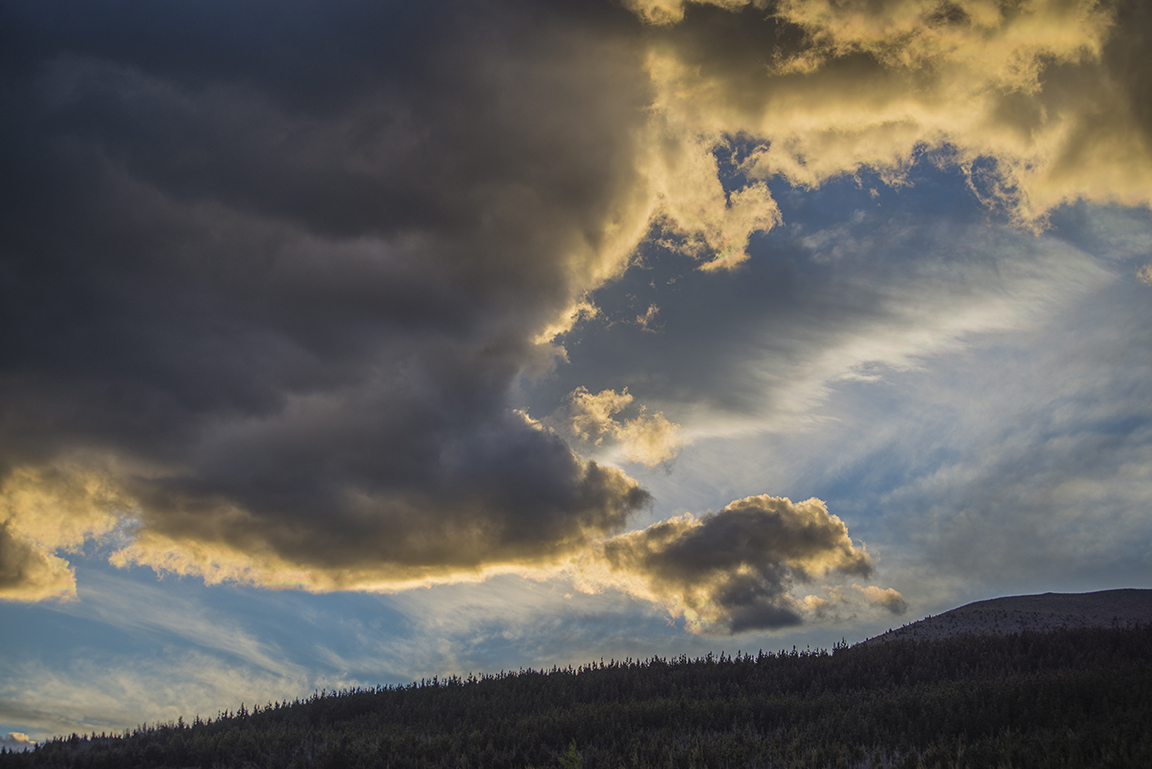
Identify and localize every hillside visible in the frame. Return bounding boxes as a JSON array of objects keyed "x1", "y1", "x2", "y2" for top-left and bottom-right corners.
[
  {"x1": 3, "y1": 622, "x2": 1150, "y2": 769},
  {"x1": 860, "y1": 588, "x2": 1152, "y2": 647}
]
